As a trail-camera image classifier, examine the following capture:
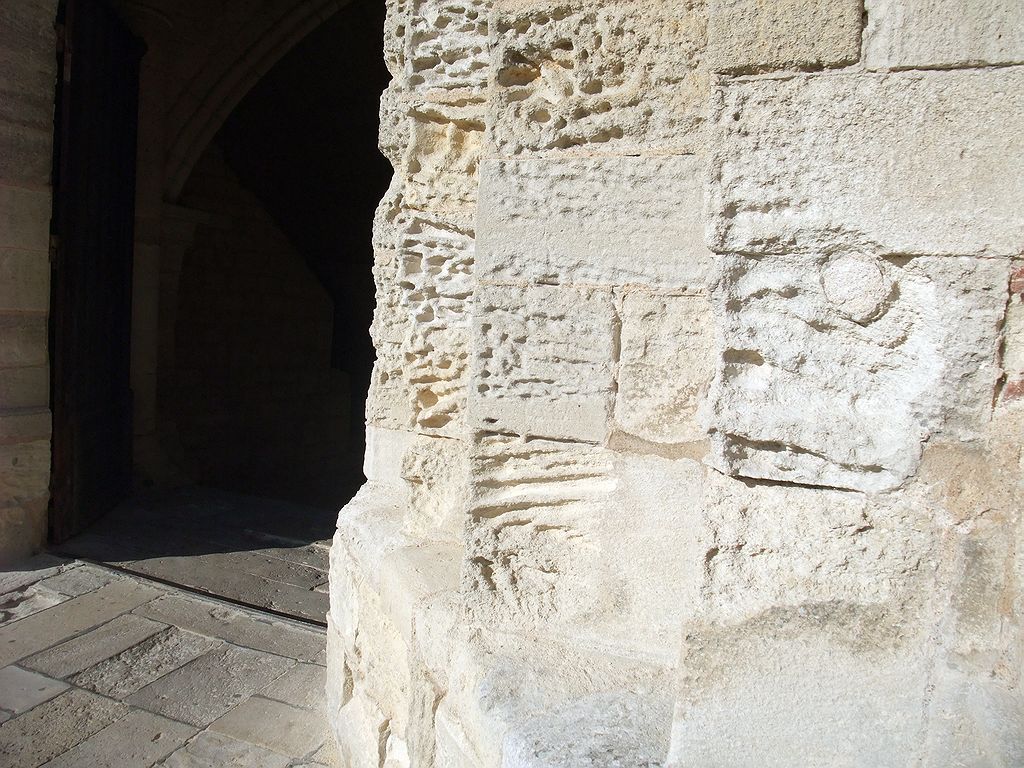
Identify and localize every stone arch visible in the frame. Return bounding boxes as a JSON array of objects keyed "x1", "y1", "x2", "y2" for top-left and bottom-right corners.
[{"x1": 162, "y1": 0, "x2": 348, "y2": 201}]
